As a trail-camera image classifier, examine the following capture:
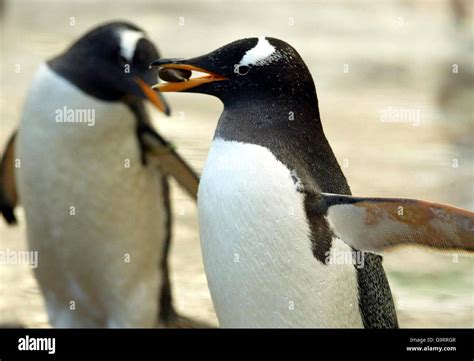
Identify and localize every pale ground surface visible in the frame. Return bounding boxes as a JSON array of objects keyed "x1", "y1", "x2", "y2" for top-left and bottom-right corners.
[{"x1": 0, "y1": 0, "x2": 472, "y2": 328}]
